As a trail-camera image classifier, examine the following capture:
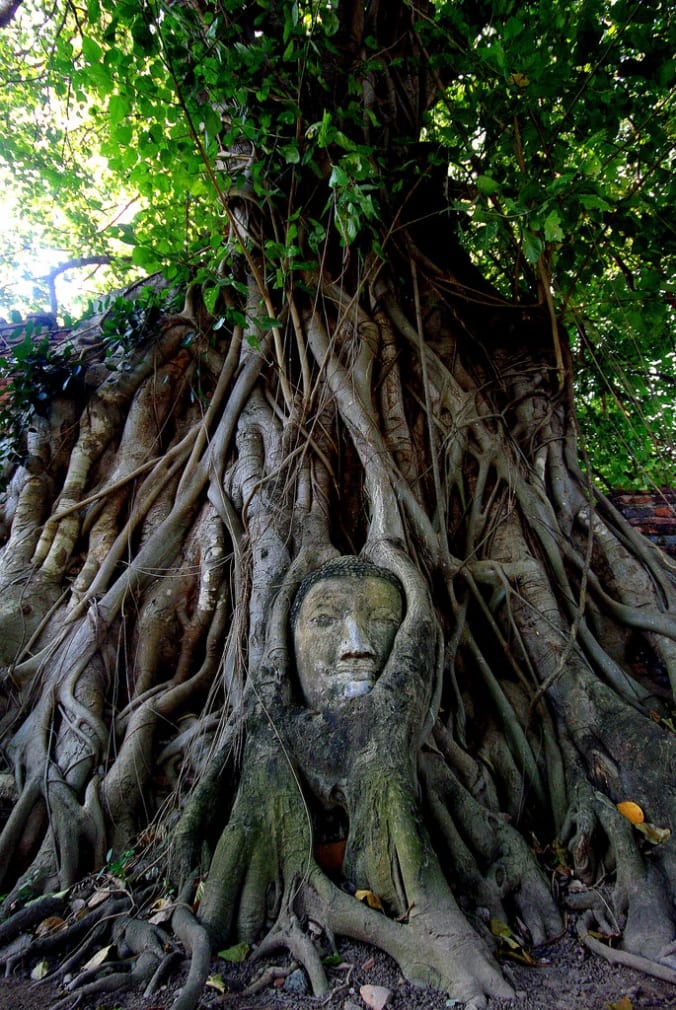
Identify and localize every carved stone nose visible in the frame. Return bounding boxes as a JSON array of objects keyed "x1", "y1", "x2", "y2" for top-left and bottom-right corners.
[{"x1": 339, "y1": 615, "x2": 374, "y2": 658}]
